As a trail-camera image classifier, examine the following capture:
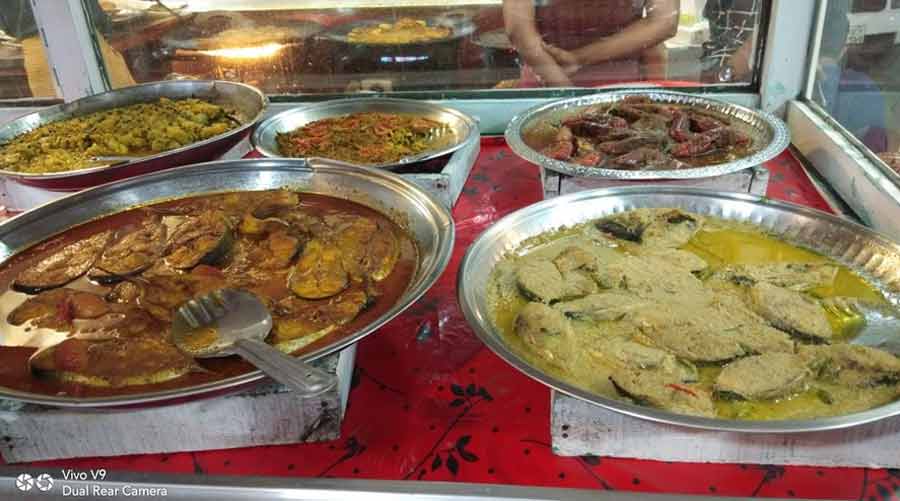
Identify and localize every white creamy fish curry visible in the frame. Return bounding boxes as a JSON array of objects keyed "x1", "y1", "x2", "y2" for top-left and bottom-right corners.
[{"x1": 488, "y1": 208, "x2": 900, "y2": 420}]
